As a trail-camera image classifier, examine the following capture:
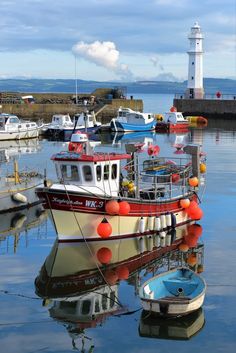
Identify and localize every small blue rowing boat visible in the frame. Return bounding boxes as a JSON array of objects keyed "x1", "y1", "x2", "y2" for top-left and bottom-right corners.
[{"x1": 139, "y1": 267, "x2": 206, "y2": 317}]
